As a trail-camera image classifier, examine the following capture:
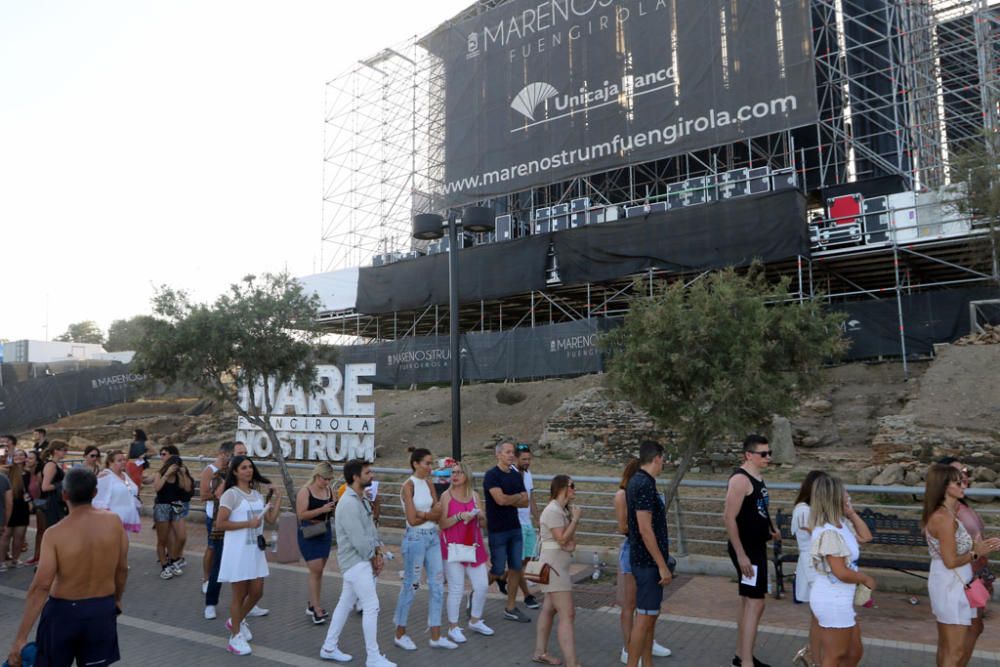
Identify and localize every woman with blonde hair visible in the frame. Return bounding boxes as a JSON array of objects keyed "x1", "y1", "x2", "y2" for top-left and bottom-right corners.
[
  {"x1": 93, "y1": 450, "x2": 142, "y2": 534},
  {"x1": 296, "y1": 461, "x2": 337, "y2": 624},
  {"x1": 438, "y1": 460, "x2": 493, "y2": 643},
  {"x1": 807, "y1": 474, "x2": 874, "y2": 667},
  {"x1": 923, "y1": 463, "x2": 1000, "y2": 667}
]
